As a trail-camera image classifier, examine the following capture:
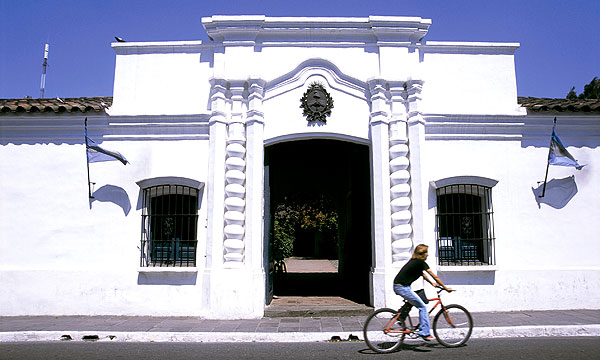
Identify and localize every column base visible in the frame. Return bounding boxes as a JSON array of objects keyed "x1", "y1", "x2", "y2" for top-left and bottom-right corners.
[{"x1": 203, "y1": 268, "x2": 266, "y2": 319}]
